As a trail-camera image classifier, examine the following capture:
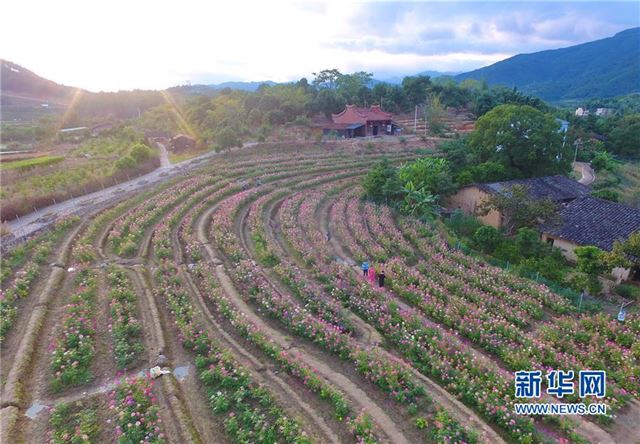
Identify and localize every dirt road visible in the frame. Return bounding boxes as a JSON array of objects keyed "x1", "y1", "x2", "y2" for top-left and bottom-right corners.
[
  {"x1": 5, "y1": 142, "x2": 257, "y2": 243},
  {"x1": 573, "y1": 161, "x2": 595, "y2": 185},
  {"x1": 156, "y1": 141, "x2": 171, "y2": 168}
]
